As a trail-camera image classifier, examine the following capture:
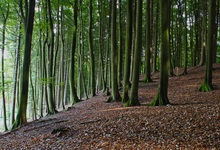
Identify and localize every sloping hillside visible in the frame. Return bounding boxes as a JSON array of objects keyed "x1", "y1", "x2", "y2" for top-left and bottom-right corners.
[{"x1": 0, "y1": 64, "x2": 219, "y2": 149}]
